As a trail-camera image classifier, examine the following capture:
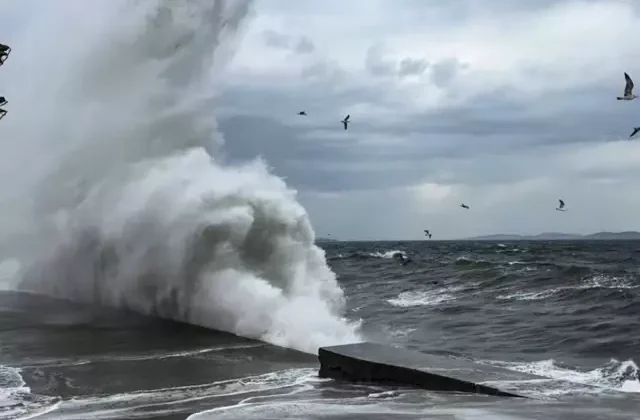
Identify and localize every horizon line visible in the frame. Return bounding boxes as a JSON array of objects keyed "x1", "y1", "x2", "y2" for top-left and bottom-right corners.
[{"x1": 315, "y1": 230, "x2": 640, "y2": 242}]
